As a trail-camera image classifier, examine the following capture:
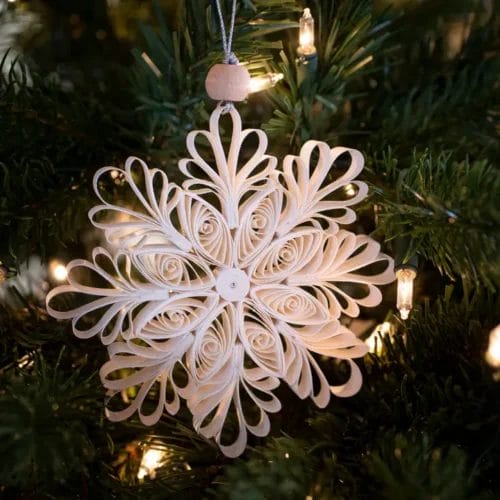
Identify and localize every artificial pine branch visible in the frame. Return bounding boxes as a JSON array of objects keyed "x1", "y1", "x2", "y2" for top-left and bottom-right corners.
[
  {"x1": 0, "y1": 348, "x2": 102, "y2": 490},
  {"x1": 369, "y1": 150, "x2": 500, "y2": 288},
  {"x1": 265, "y1": 0, "x2": 392, "y2": 149},
  {"x1": 365, "y1": 58, "x2": 499, "y2": 161},
  {"x1": 0, "y1": 58, "x2": 141, "y2": 266}
]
